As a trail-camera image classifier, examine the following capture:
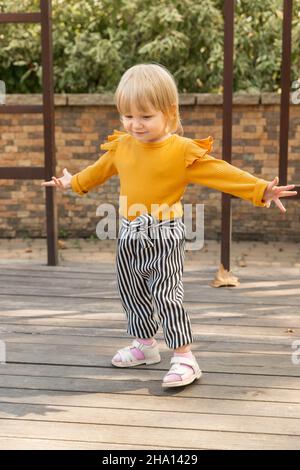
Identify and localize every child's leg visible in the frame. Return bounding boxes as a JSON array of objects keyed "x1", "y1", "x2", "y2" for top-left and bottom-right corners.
[
  {"x1": 148, "y1": 220, "x2": 201, "y2": 386},
  {"x1": 112, "y1": 229, "x2": 161, "y2": 366},
  {"x1": 149, "y1": 223, "x2": 193, "y2": 350},
  {"x1": 116, "y1": 236, "x2": 159, "y2": 340}
]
